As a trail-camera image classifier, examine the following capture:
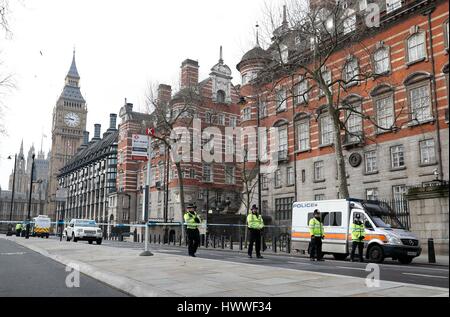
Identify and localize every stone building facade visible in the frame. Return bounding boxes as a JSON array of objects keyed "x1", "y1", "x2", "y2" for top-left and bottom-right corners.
[
  {"x1": 47, "y1": 51, "x2": 88, "y2": 220},
  {"x1": 57, "y1": 115, "x2": 118, "y2": 225}
]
